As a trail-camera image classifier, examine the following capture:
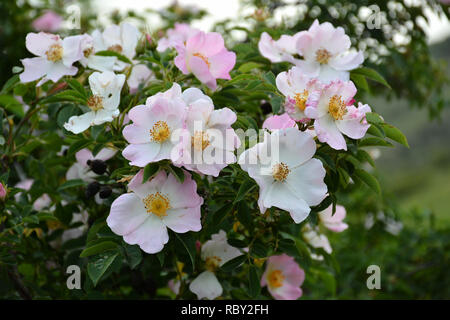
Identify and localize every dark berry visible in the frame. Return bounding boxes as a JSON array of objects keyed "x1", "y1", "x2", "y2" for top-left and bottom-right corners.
[
  {"x1": 89, "y1": 159, "x2": 107, "y2": 175},
  {"x1": 260, "y1": 101, "x2": 272, "y2": 115},
  {"x1": 99, "y1": 186, "x2": 112, "y2": 199},
  {"x1": 85, "y1": 181, "x2": 100, "y2": 198}
]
